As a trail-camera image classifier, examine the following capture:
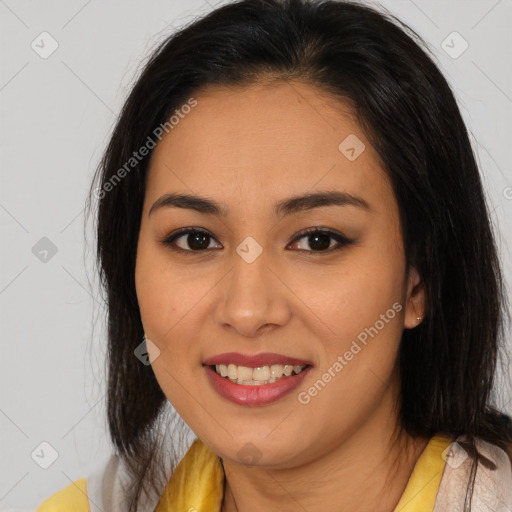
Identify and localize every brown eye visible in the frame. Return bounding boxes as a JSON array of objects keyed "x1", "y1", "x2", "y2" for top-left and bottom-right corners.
[
  {"x1": 288, "y1": 228, "x2": 355, "y2": 253},
  {"x1": 161, "y1": 228, "x2": 221, "y2": 253}
]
